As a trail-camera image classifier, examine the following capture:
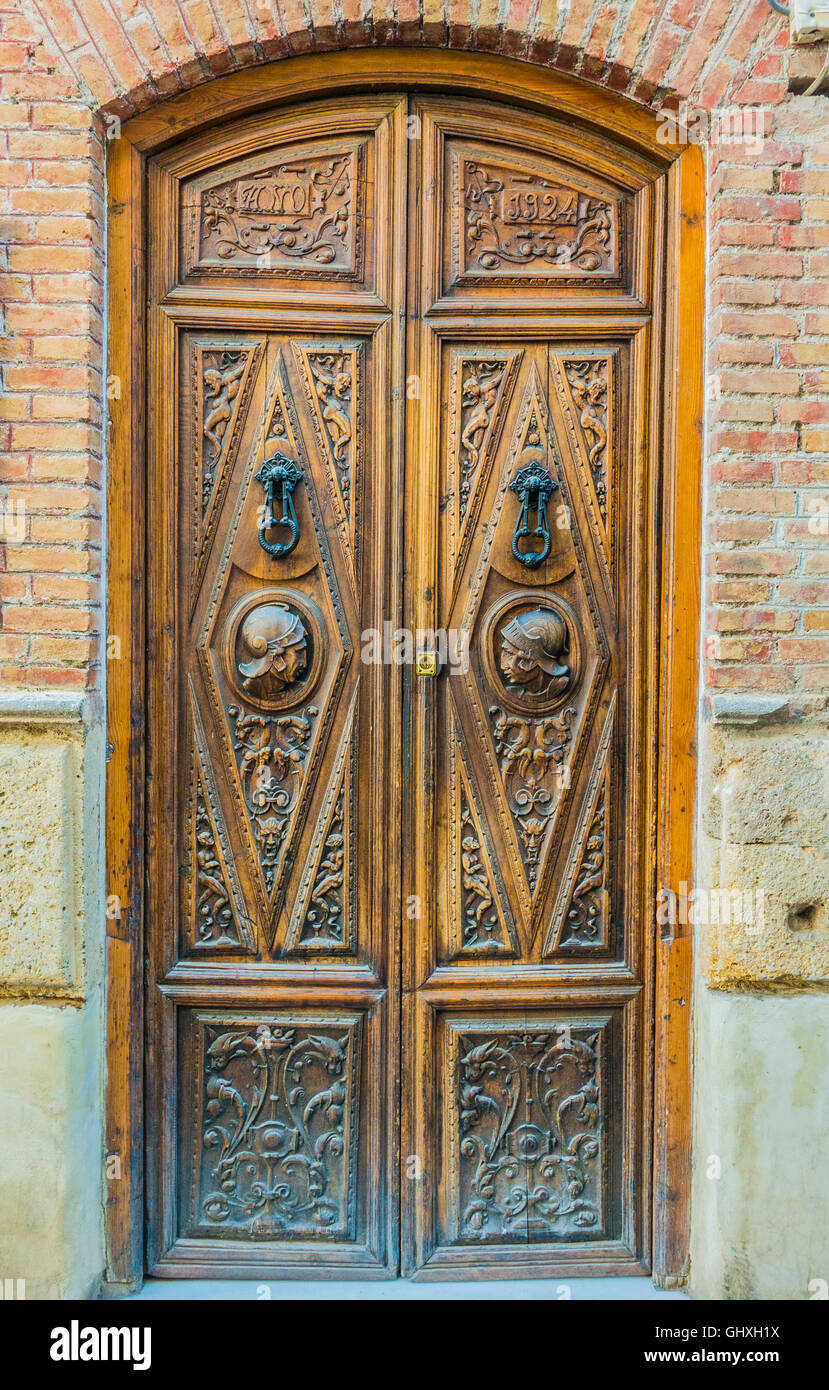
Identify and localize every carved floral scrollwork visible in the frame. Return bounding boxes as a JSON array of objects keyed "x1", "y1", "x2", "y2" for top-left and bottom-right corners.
[
  {"x1": 228, "y1": 704, "x2": 318, "y2": 896},
  {"x1": 454, "y1": 1028, "x2": 602, "y2": 1239},
  {"x1": 308, "y1": 354, "x2": 353, "y2": 501},
  {"x1": 194, "y1": 786, "x2": 239, "y2": 947},
  {"x1": 201, "y1": 349, "x2": 250, "y2": 515},
  {"x1": 464, "y1": 162, "x2": 614, "y2": 274},
  {"x1": 199, "y1": 1022, "x2": 355, "y2": 1234},
  {"x1": 300, "y1": 792, "x2": 346, "y2": 945},
  {"x1": 460, "y1": 793, "x2": 501, "y2": 949},
  {"x1": 561, "y1": 780, "x2": 607, "y2": 947},
  {"x1": 489, "y1": 705, "x2": 576, "y2": 891}
]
